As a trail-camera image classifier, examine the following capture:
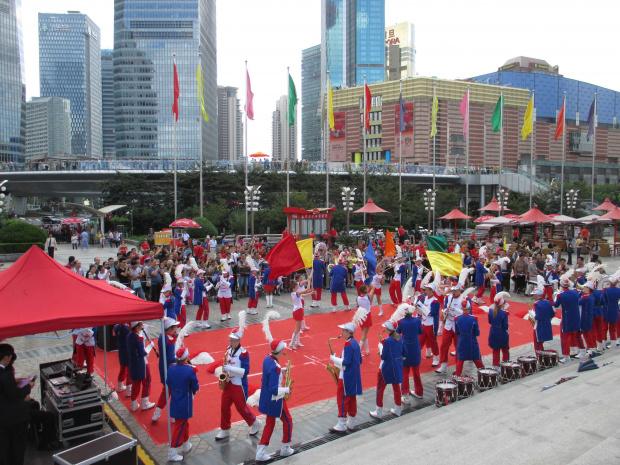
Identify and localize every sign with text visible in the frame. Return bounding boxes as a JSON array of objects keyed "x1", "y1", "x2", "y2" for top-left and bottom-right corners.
[{"x1": 154, "y1": 231, "x2": 171, "y2": 245}]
